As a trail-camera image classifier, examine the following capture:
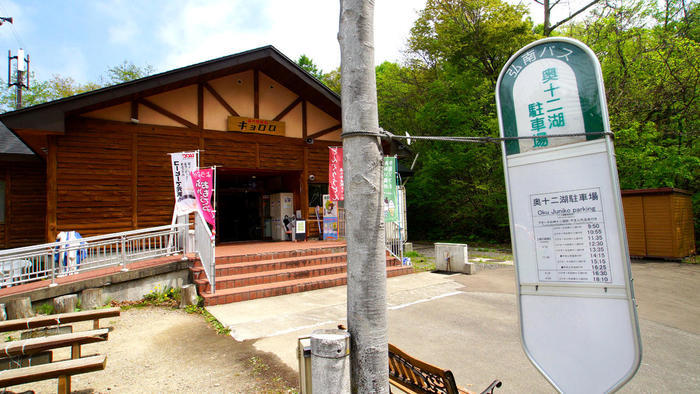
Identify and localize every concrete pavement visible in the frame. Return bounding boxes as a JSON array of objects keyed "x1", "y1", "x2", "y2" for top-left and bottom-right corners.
[{"x1": 208, "y1": 262, "x2": 700, "y2": 393}]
